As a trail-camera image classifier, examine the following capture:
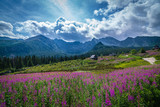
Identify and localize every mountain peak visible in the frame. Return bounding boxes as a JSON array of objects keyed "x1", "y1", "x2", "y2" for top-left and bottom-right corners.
[
  {"x1": 26, "y1": 35, "x2": 50, "y2": 41},
  {"x1": 96, "y1": 42, "x2": 104, "y2": 46},
  {"x1": 36, "y1": 34, "x2": 47, "y2": 38},
  {"x1": 92, "y1": 42, "x2": 105, "y2": 50}
]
